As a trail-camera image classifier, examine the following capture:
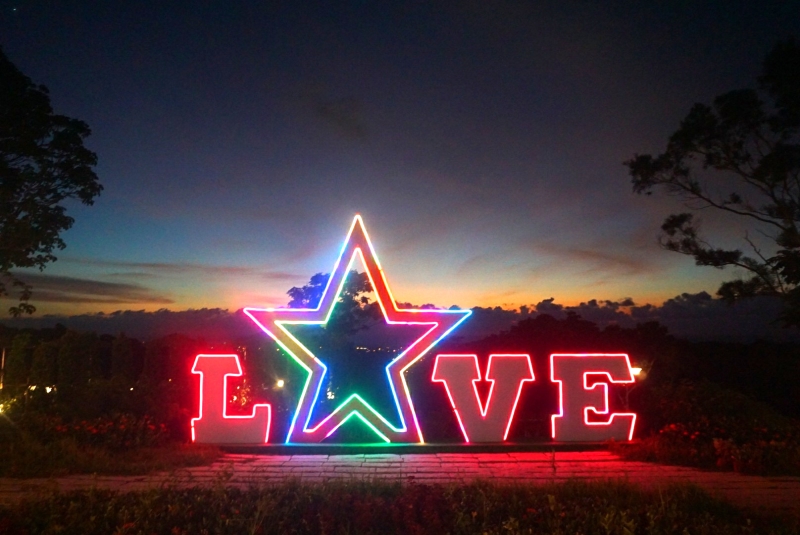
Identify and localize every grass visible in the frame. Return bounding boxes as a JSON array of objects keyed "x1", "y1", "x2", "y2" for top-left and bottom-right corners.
[
  {"x1": 0, "y1": 479, "x2": 796, "y2": 534},
  {"x1": 0, "y1": 436, "x2": 221, "y2": 478}
]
